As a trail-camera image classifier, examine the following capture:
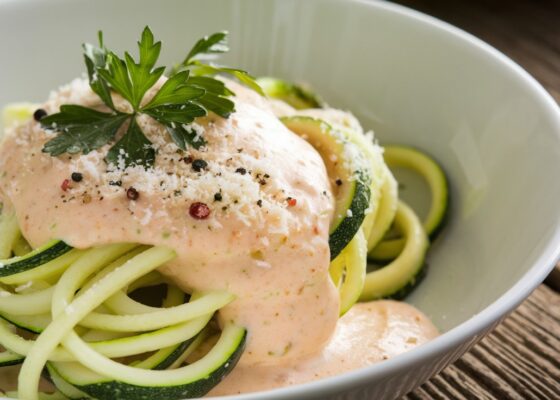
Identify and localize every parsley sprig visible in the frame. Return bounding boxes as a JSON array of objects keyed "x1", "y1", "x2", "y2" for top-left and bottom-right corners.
[{"x1": 41, "y1": 27, "x2": 261, "y2": 169}]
